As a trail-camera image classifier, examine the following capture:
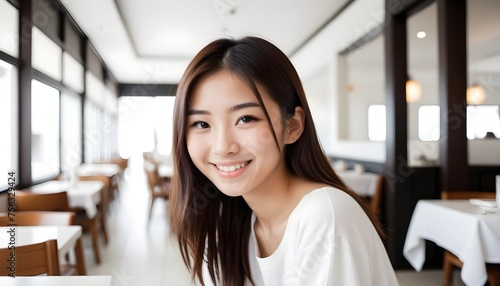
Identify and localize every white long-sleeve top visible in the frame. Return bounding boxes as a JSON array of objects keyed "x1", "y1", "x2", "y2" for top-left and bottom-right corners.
[{"x1": 203, "y1": 187, "x2": 399, "y2": 286}]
